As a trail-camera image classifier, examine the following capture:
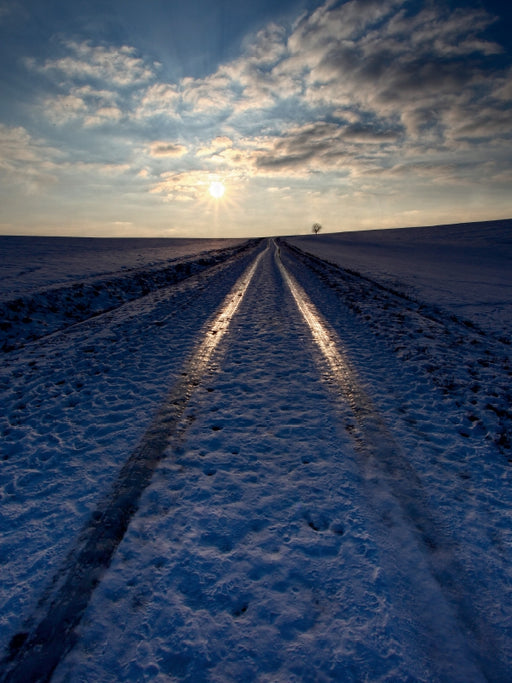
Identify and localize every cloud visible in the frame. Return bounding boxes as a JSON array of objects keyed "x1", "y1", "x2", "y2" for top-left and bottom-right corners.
[
  {"x1": 42, "y1": 89, "x2": 124, "y2": 128},
  {"x1": 297, "y1": 4, "x2": 497, "y2": 118},
  {"x1": 135, "y1": 83, "x2": 180, "y2": 119},
  {"x1": 149, "y1": 141, "x2": 187, "y2": 157},
  {"x1": 269, "y1": 0, "x2": 507, "y2": 152},
  {"x1": 444, "y1": 106, "x2": 512, "y2": 141},
  {"x1": 492, "y1": 69, "x2": 512, "y2": 101},
  {"x1": 83, "y1": 106, "x2": 123, "y2": 127},
  {"x1": 35, "y1": 1, "x2": 509, "y2": 149},
  {"x1": 66, "y1": 161, "x2": 131, "y2": 176},
  {"x1": 146, "y1": 0, "x2": 509, "y2": 166},
  {"x1": 375, "y1": 160, "x2": 462, "y2": 183},
  {"x1": 382, "y1": 5, "x2": 501, "y2": 57},
  {"x1": 181, "y1": 72, "x2": 235, "y2": 113},
  {"x1": 43, "y1": 93, "x2": 88, "y2": 124},
  {"x1": 255, "y1": 122, "x2": 340, "y2": 171},
  {"x1": 490, "y1": 168, "x2": 512, "y2": 184},
  {"x1": 150, "y1": 169, "x2": 214, "y2": 201},
  {"x1": 0, "y1": 124, "x2": 59, "y2": 190},
  {"x1": 29, "y1": 40, "x2": 156, "y2": 88},
  {"x1": 222, "y1": 23, "x2": 297, "y2": 110},
  {"x1": 0, "y1": 122, "x2": 133, "y2": 199},
  {"x1": 242, "y1": 22, "x2": 288, "y2": 66},
  {"x1": 149, "y1": 165, "x2": 247, "y2": 202},
  {"x1": 196, "y1": 136, "x2": 233, "y2": 157},
  {"x1": 202, "y1": 119, "x2": 400, "y2": 178}
]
